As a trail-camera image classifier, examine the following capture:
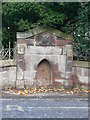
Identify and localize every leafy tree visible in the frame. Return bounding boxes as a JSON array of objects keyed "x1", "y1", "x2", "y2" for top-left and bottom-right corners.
[
  {"x1": 72, "y1": 3, "x2": 89, "y2": 61},
  {"x1": 2, "y1": 28, "x2": 10, "y2": 48},
  {"x1": 2, "y1": 2, "x2": 89, "y2": 61},
  {"x1": 2, "y1": 2, "x2": 69, "y2": 47}
]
